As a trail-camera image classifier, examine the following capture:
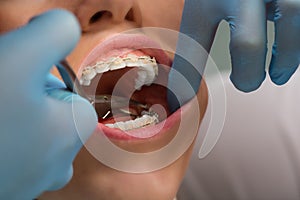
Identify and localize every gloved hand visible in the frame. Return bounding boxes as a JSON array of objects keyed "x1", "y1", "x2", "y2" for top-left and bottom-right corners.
[
  {"x1": 0, "y1": 10, "x2": 97, "y2": 200},
  {"x1": 168, "y1": 0, "x2": 300, "y2": 112}
]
